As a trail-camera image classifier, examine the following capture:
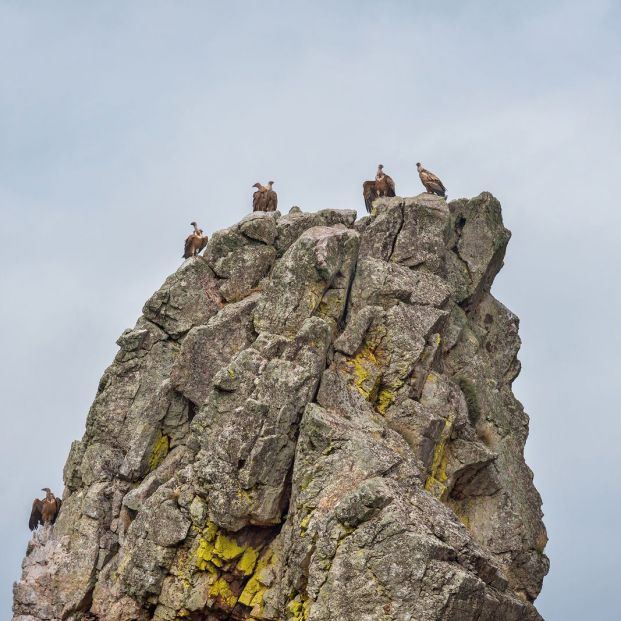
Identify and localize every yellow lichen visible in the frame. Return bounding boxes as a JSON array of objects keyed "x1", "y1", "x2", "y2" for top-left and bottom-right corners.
[
  {"x1": 191, "y1": 521, "x2": 278, "y2": 617},
  {"x1": 288, "y1": 594, "x2": 310, "y2": 621},
  {"x1": 209, "y1": 576, "x2": 238, "y2": 609},
  {"x1": 194, "y1": 521, "x2": 221, "y2": 571},
  {"x1": 299, "y1": 513, "x2": 312, "y2": 537},
  {"x1": 195, "y1": 521, "x2": 262, "y2": 580},
  {"x1": 347, "y1": 346, "x2": 381, "y2": 401},
  {"x1": 424, "y1": 416, "x2": 454, "y2": 499},
  {"x1": 344, "y1": 325, "x2": 414, "y2": 416},
  {"x1": 195, "y1": 536, "x2": 219, "y2": 572},
  {"x1": 214, "y1": 532, "x2": 245, "y2": 561},
  {"x1": 238, "y1": 549, "x2": 275, "y2": 613},
  {"x1": 376, "y1": 387, "x2": 396, "y2": 414},
  {"x1": 237, "y1": 546, "x2": 260, "y2": 576},
  {"x1": 149, "y1": 432, "x2": 170, "y2": 471}
]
